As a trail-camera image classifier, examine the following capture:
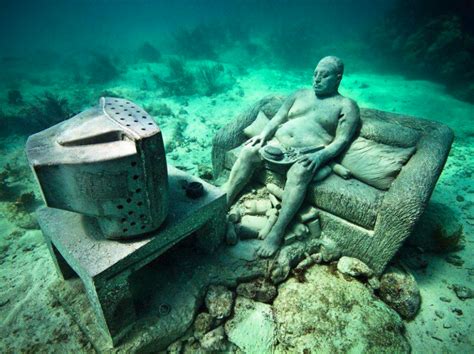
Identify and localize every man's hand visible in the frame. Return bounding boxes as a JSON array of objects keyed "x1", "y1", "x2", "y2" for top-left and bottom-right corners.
[
  {"x1": 298, "y1": 150, "x2": 326, "y2": 174},
  {"x1": 245, "y1": 133, "x2": 268, "y2": 148}
]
